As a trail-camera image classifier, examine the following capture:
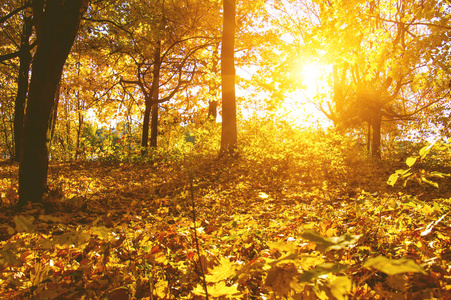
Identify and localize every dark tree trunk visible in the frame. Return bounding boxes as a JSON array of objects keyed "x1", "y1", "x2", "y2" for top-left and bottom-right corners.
[
  {"x1": 75, "y1": 109, "x2": 84, "y2": 160},
  {"x1": 208, "y1": 100, "x2": 217, "y2": 121},
  {"x1": 220, "y1": 0, "x2": 237, "y2": 155},
  {"x1": 371, "y1": 114, "x2": 382, "y2": 159},
  {"x1": 141, "y1": 97, "x2": 152, "y2": 148},
  {"x1": 141, "y1": 41, "x2": 161, "y2": 150},
  {"x1": 18, "y1": 0, "x2": 87, "y2": 206},
  {"x1": 13, "y1": 4, "x2": 33, "y2": 162},
  {"x1": 150, "y1": 103, "x2": 159, "y2": 148},
  {"x1": 49, "y1": 82, "x2": 60, "y2": 142},
  {"x1": 208, "y1": 44, "x2": 220, "y2": 122},
  {"x1": 149, "y1": 41, "x2": 161, "y2": 149}
]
